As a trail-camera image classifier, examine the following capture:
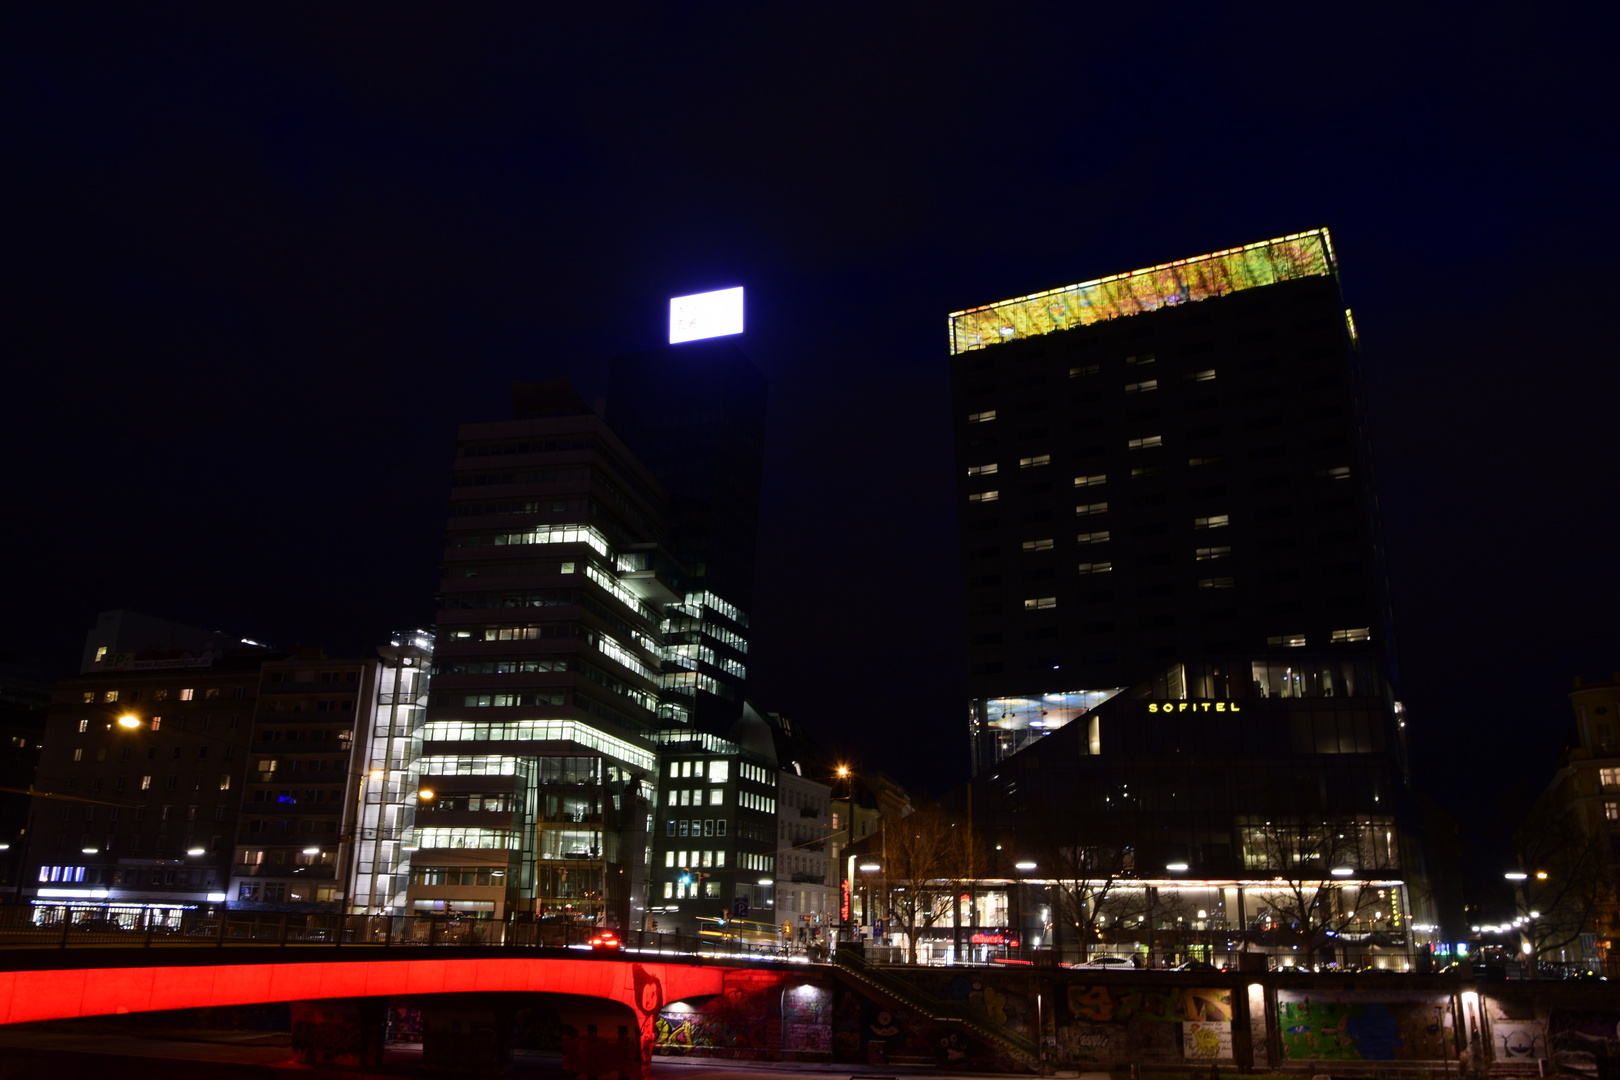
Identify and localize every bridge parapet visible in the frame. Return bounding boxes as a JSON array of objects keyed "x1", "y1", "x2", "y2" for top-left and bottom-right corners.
[{"x1": 0, "y1": 904, "x2": 778, "y2": 959}]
